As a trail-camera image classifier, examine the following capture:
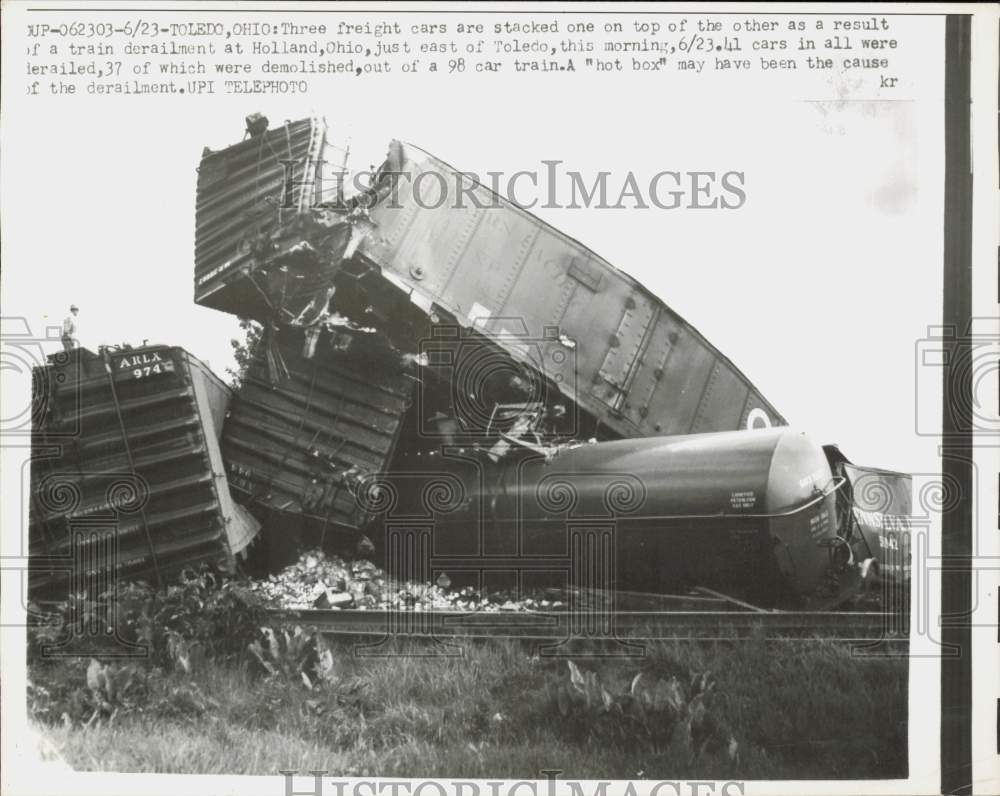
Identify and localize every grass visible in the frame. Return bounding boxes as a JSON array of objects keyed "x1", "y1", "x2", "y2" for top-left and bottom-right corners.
[{"x1": 29, "y1": 633, "x2": 908, "y2": 780}]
